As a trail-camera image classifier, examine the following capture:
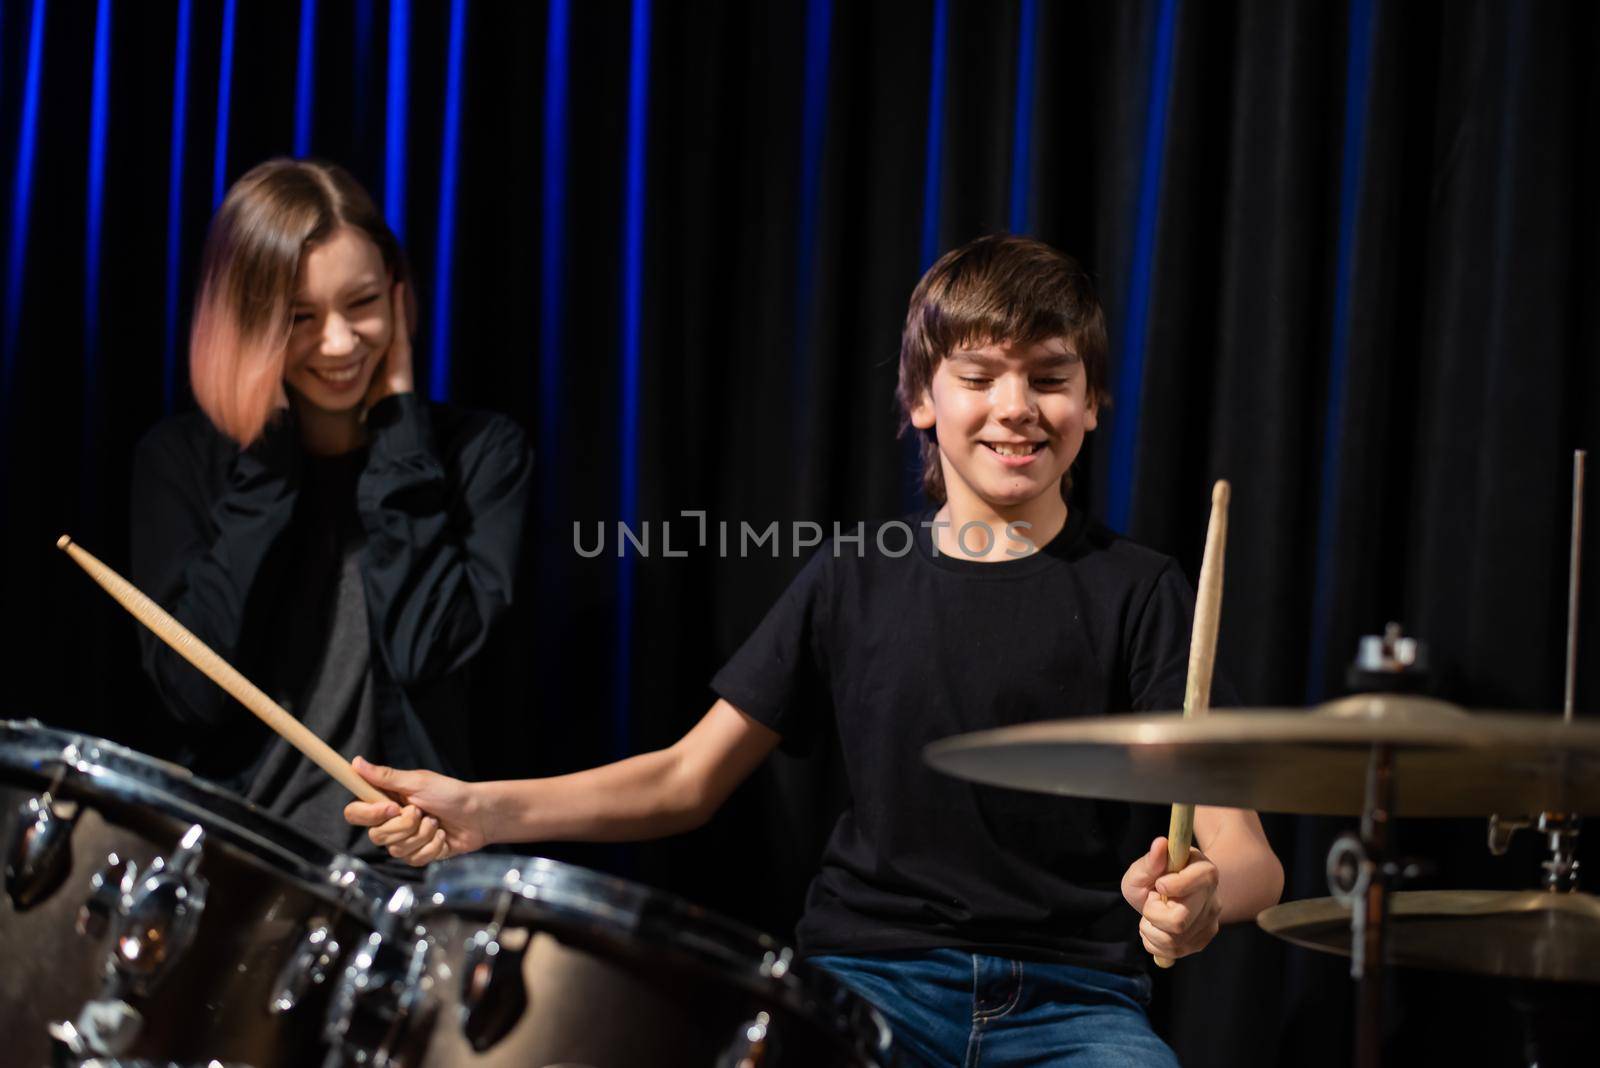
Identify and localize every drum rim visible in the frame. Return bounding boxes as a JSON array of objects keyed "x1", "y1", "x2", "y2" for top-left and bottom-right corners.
[
  {"x1": 422, "y1": 853, "x2": 895, "y2": 1058},
  {"x1": 0, "y1": 718, "x2": 393, "y2": 918}
]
